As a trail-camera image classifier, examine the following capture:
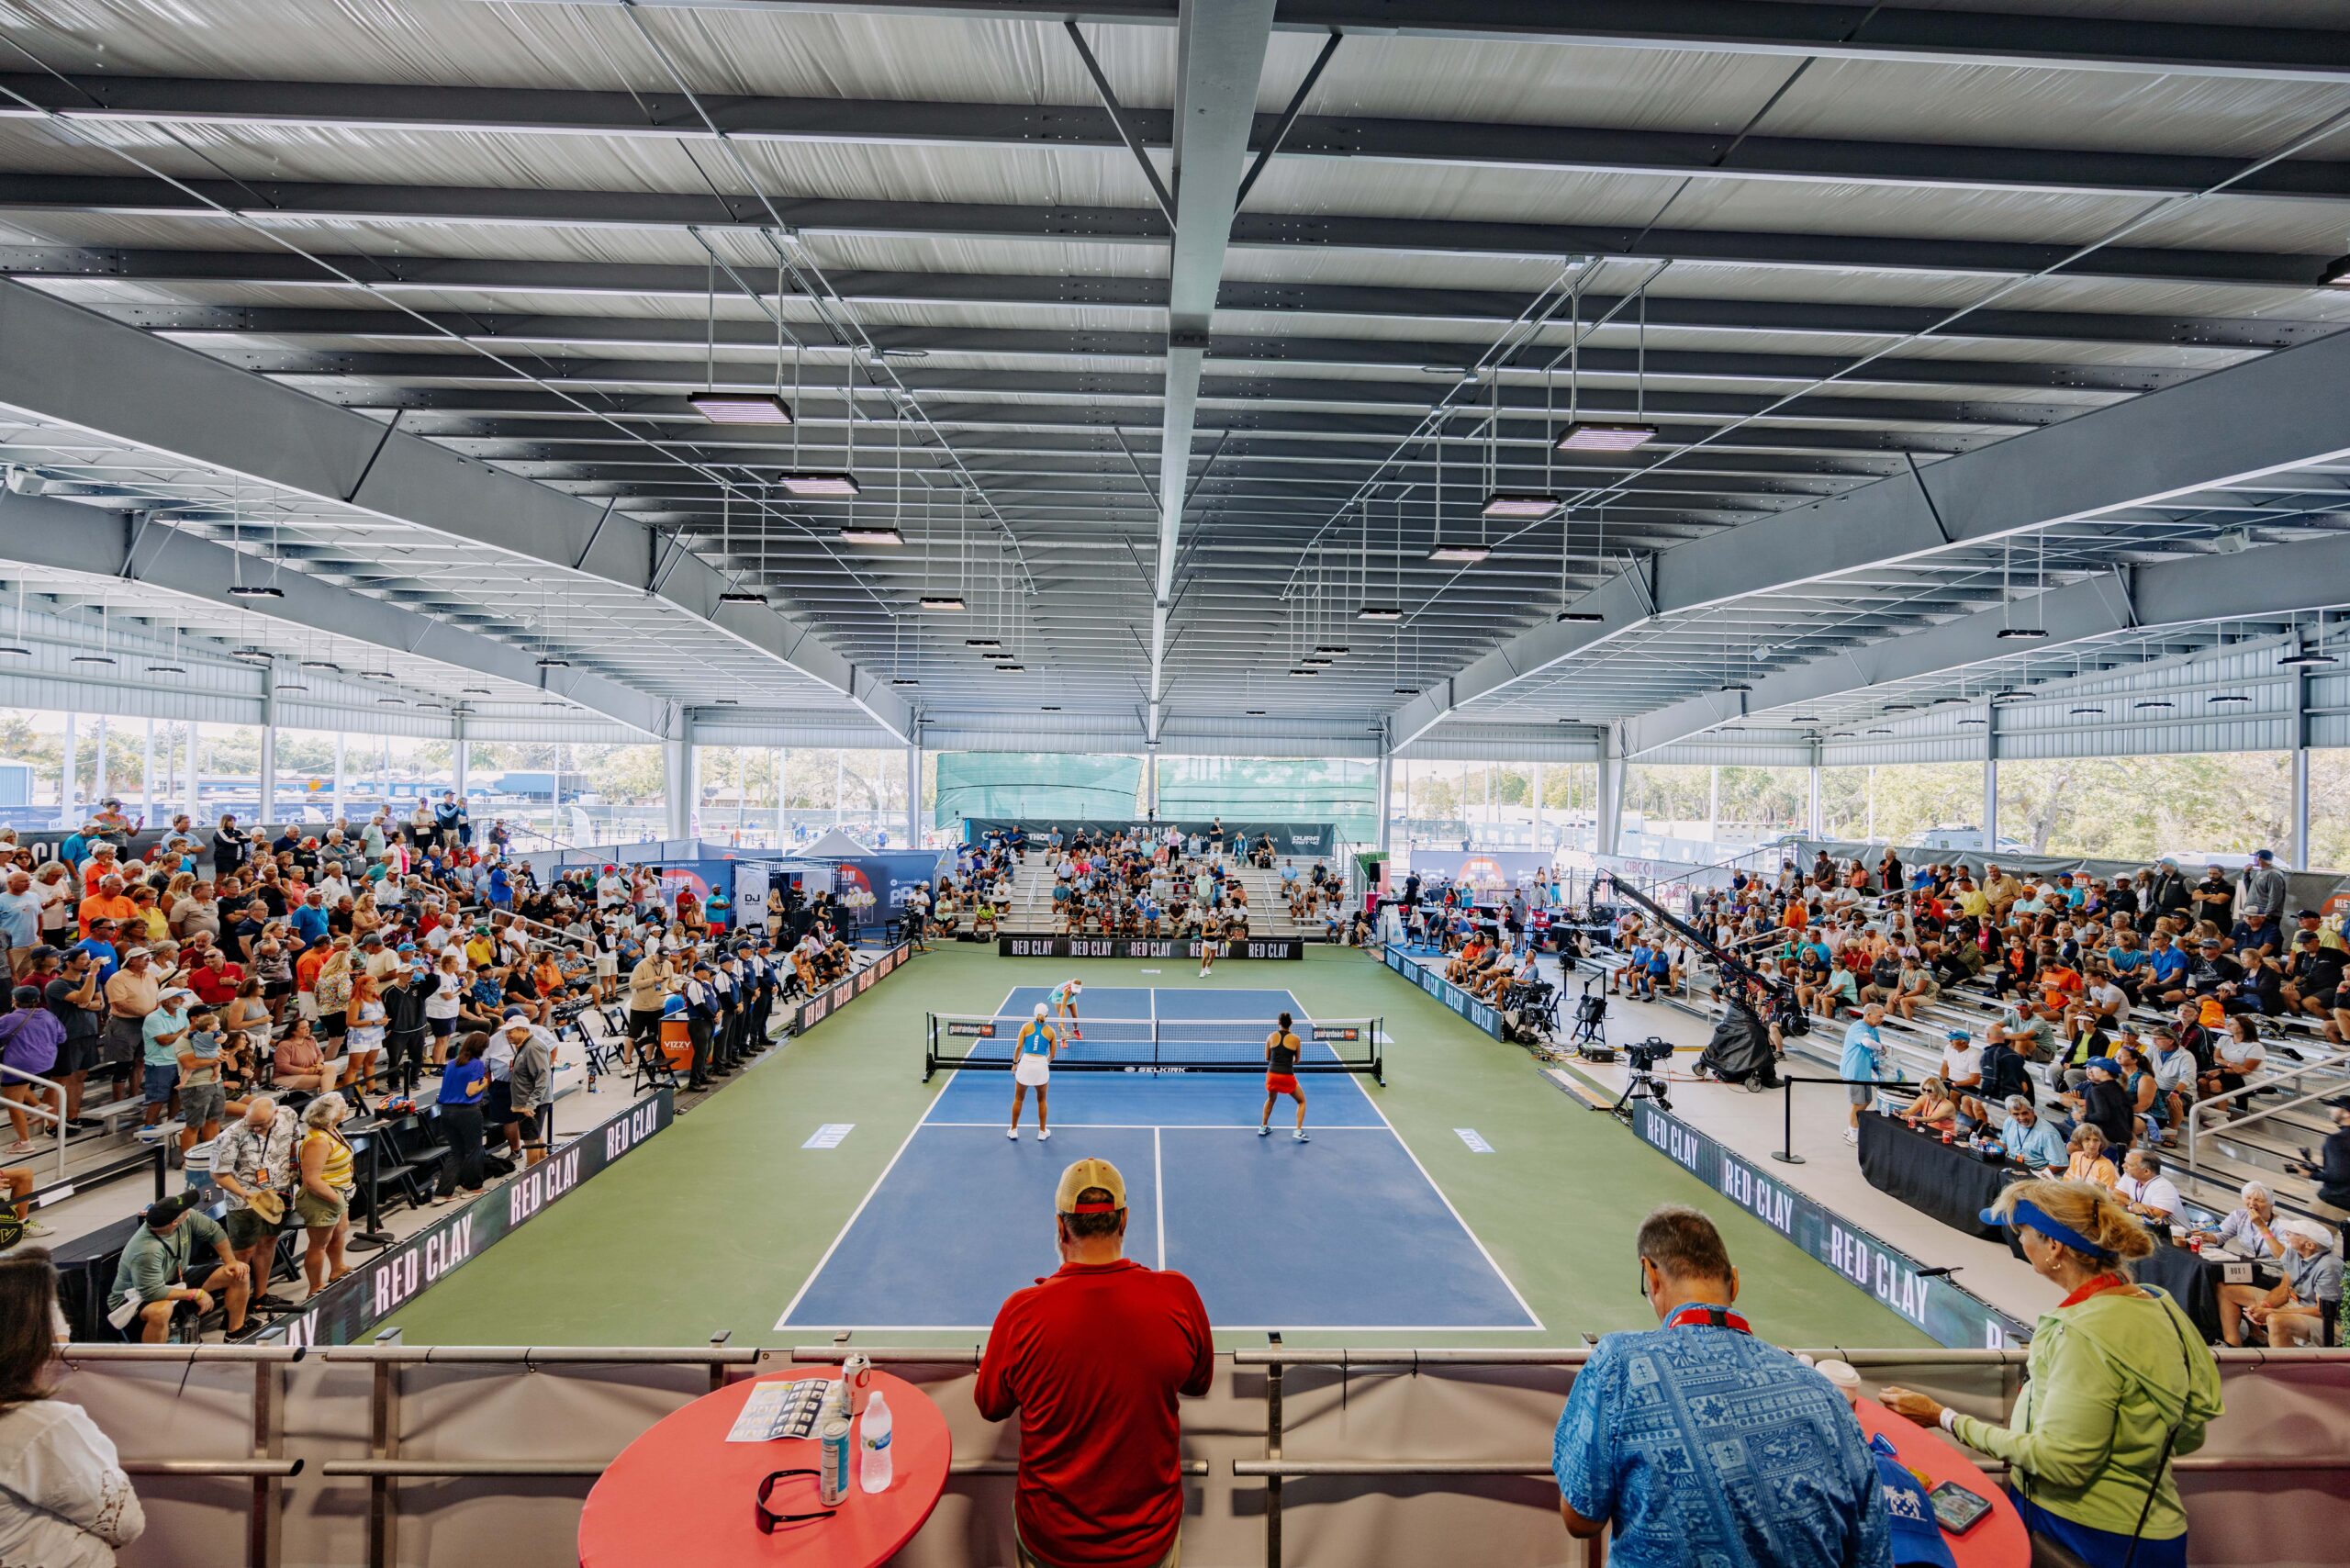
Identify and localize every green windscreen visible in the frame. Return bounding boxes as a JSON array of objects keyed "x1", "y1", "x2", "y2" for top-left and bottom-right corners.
[
  {"x1": 933, "y1": 752, "x2": 1145, "y2": 829},
  {"x1": 1154, "y1": 756, "x2": 1379, "y2": 846}
]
